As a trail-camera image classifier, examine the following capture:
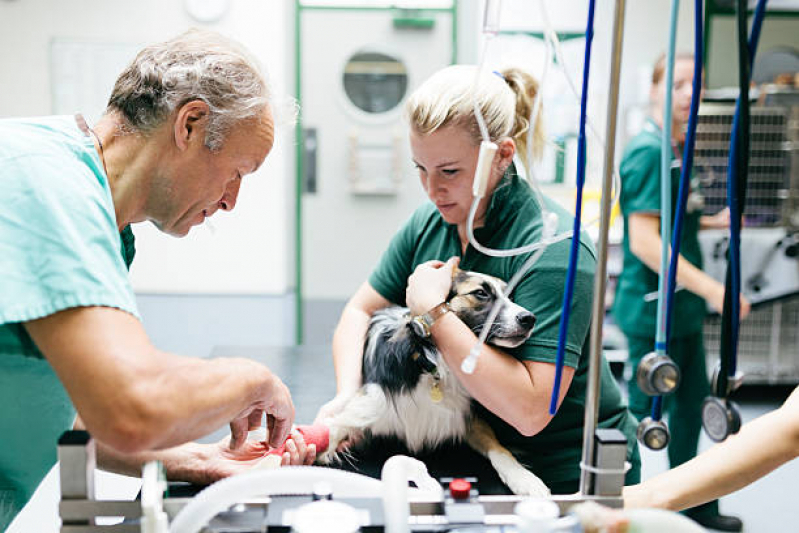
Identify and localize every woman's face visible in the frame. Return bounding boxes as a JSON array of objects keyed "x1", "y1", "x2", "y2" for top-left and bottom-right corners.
[
  {"x1": 409, "y1": 124, "x2": 505, "y2": 228},
  {"x1": 652, "y1": 58, "x2": 697, "y2": 126}
]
